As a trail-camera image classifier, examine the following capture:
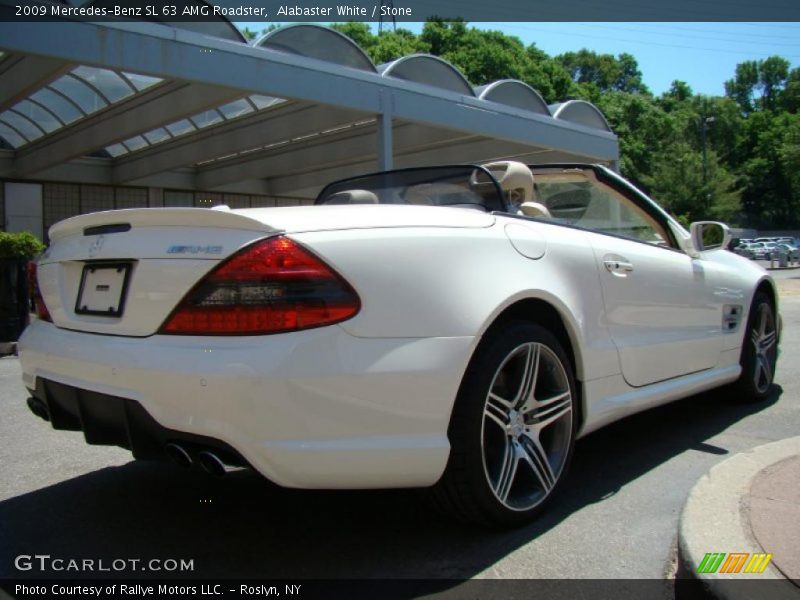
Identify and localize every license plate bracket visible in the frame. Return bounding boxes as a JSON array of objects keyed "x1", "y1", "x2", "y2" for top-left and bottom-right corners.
[{"x1": 75, "y1": 262, "x2": 132, "y2": 317}]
